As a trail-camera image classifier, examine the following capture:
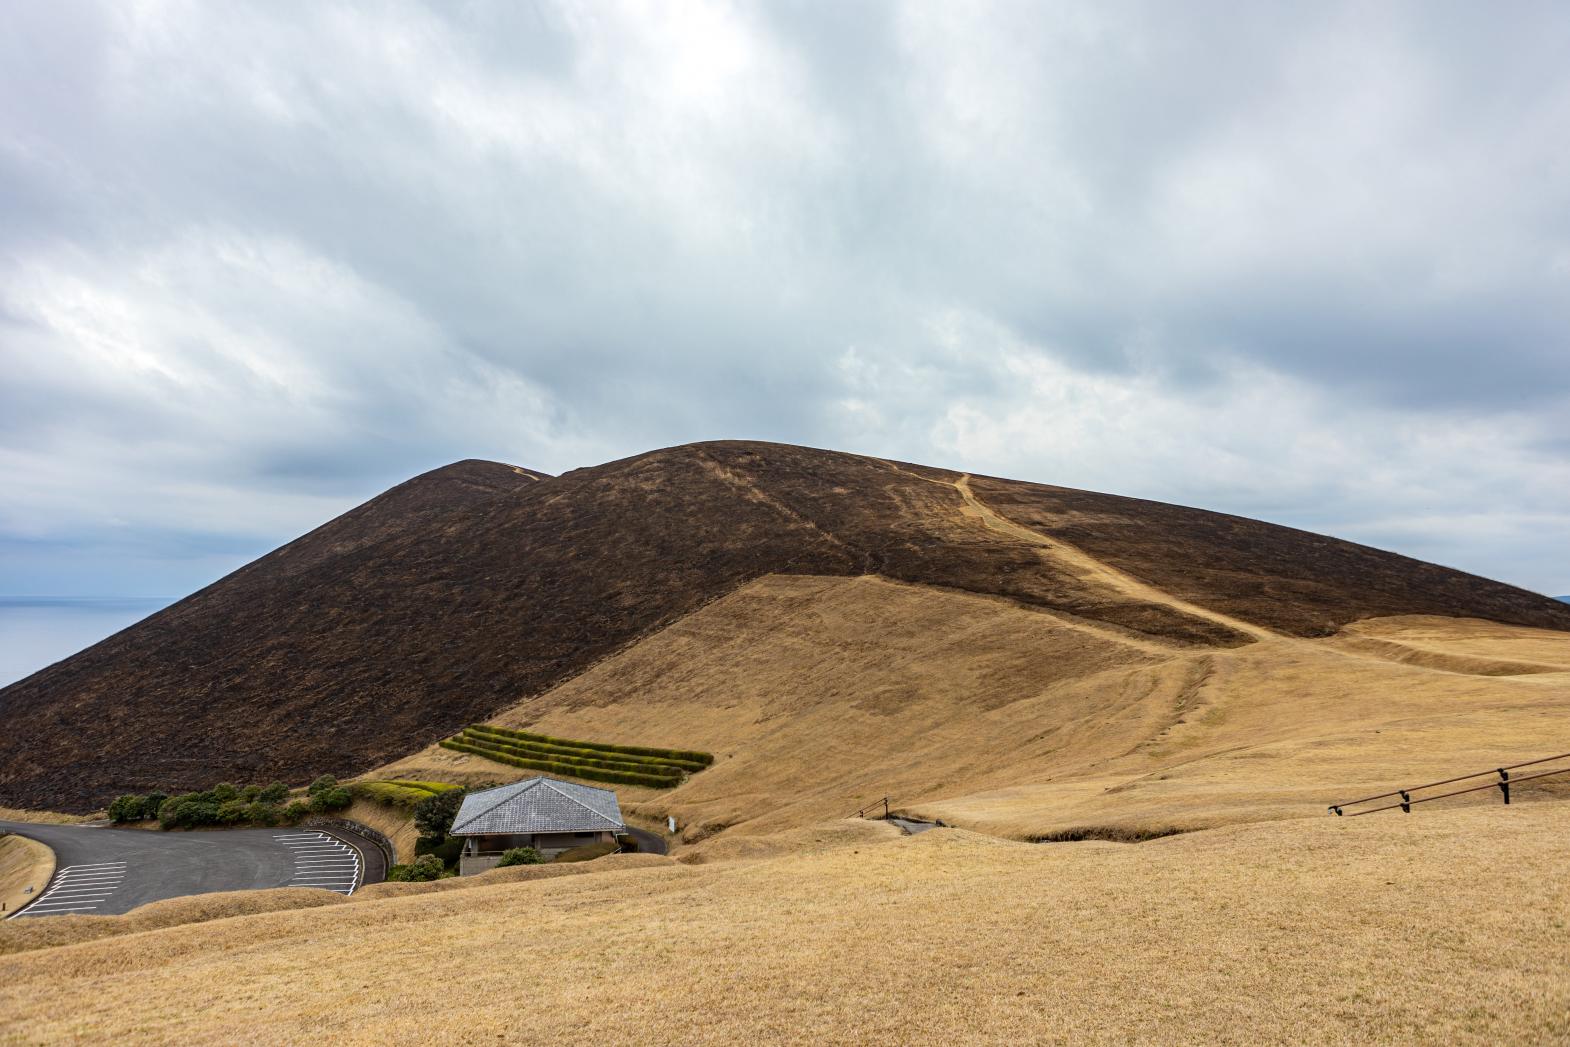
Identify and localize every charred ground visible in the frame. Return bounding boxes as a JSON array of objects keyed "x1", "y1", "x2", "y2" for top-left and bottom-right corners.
[{"x1": 3, "y1": 441, "x2": 1566, "y2": 811}]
